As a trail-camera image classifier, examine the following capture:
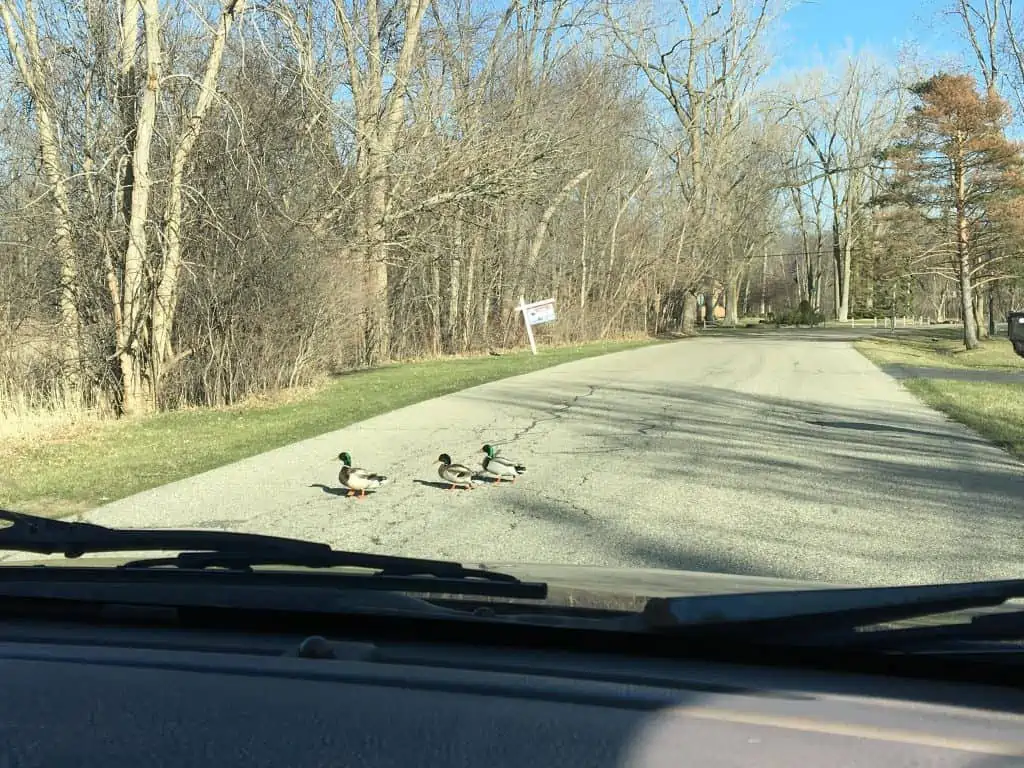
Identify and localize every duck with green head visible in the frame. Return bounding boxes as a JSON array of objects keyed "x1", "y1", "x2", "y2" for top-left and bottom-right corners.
[
  {"x1": 436, "y1": 453, "x2": 478, "y2": 490},
  {"x1": 481, "y1": 444, "x2": 526, "y2": 483},
  {"x1": 337, "y1": 451, "x2": 391, "y2": 498}
]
